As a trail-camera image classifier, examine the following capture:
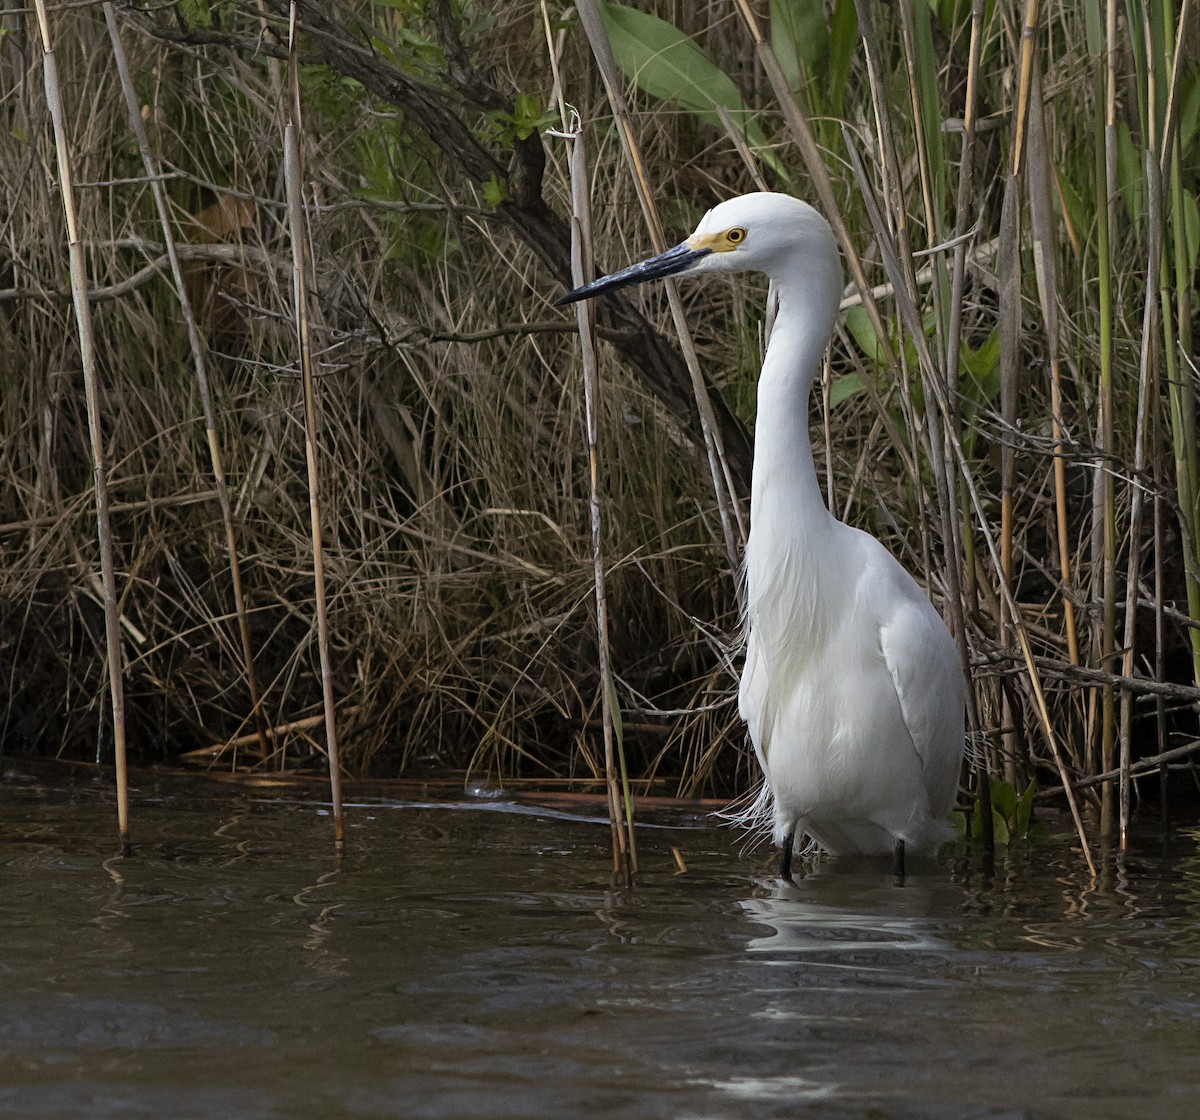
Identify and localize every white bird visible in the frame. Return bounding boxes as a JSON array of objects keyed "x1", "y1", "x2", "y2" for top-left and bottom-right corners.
[{"x1": 559, "y1": 192, "x2": 964, "y2": 880}]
